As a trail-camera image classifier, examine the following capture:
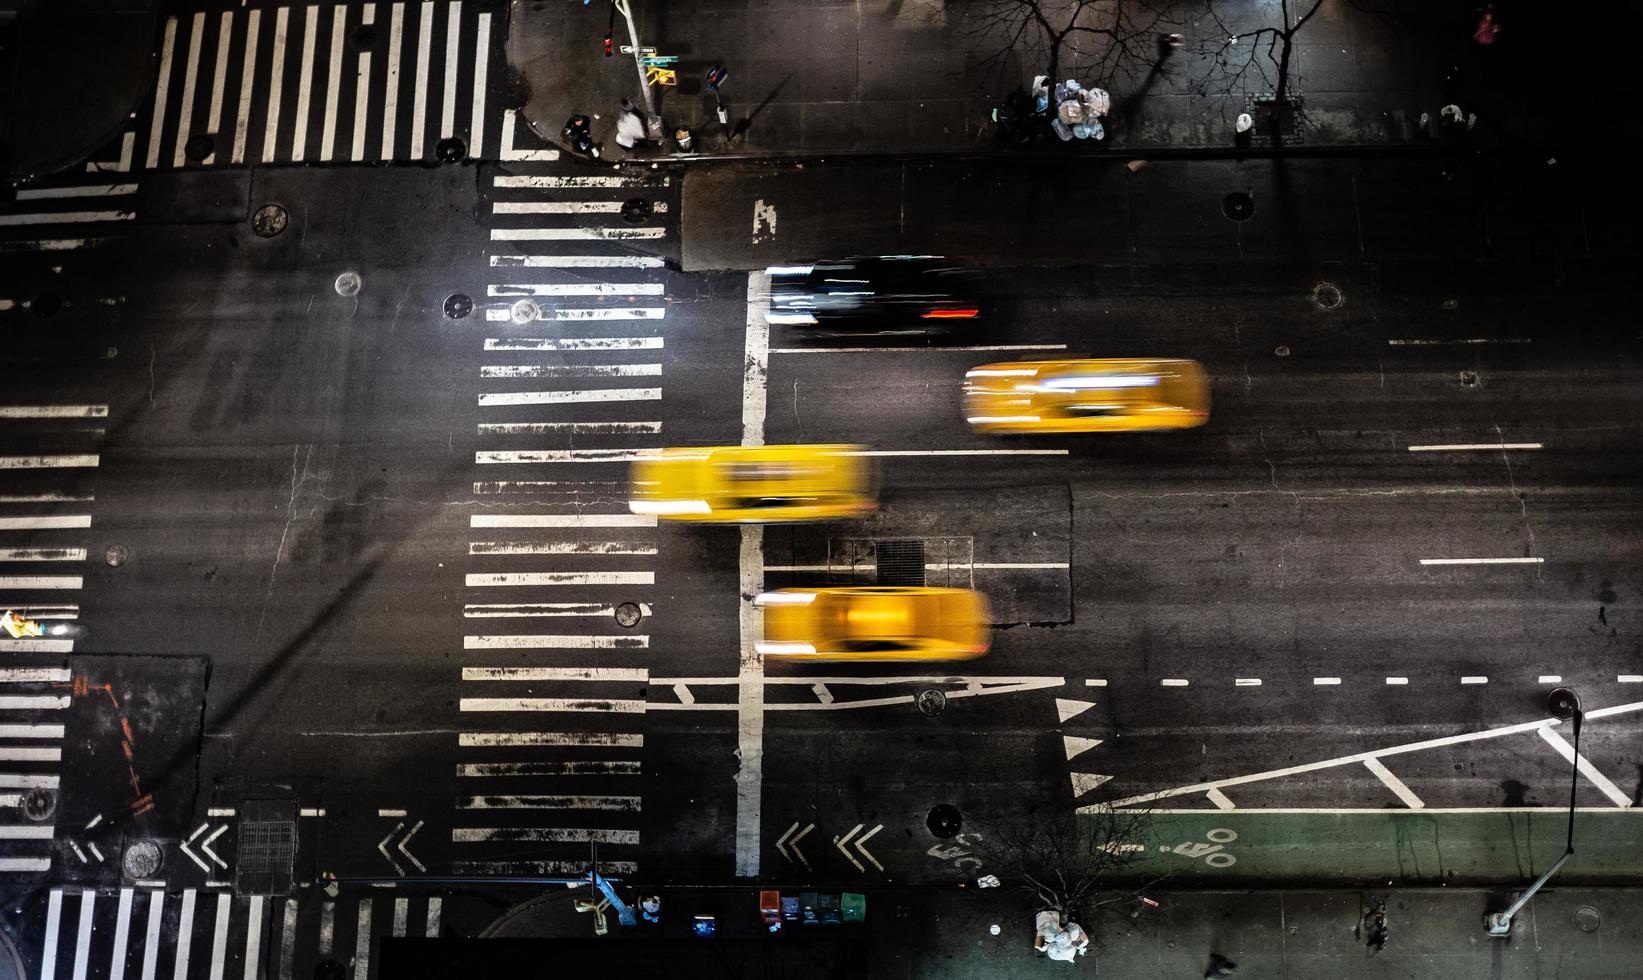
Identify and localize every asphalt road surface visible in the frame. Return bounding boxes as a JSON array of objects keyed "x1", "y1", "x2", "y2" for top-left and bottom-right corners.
[{"x1": 2, "y1": 133, "x2": 1640, "y2": 976}]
